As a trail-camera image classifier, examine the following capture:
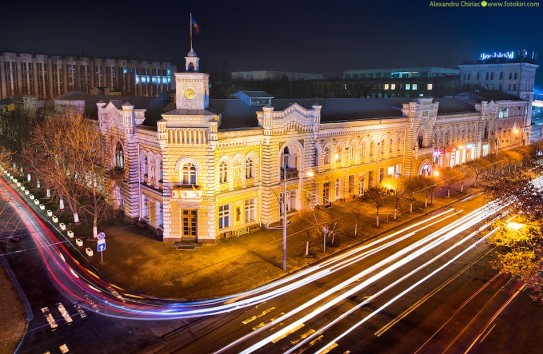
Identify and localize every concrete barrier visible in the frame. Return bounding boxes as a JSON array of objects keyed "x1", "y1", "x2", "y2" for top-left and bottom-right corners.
[
  {"x1": 85, "y1": 248, "x2": 93, "y2": 257},
  {"x1": 34, "y1": 199, "x2": 39, "y2": 205},
  {"x1": 39, "y1": 204, "x2": 45, "y2": 210},
  {"x1": 75, "y1": 238, "x2": 83, "y2": 247},
  {"x1": 59, "y1": 223, "x2": 66, "y2": 231},
  {"x1": 52, "y1": 216, "x2": 58, "y2": 223},
  {"x1": 46, "y1": 210, "x2": 52, "y2": 217},
  {"x1": 67, "y1": 230, "x2": 74, "y2": 238}
]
